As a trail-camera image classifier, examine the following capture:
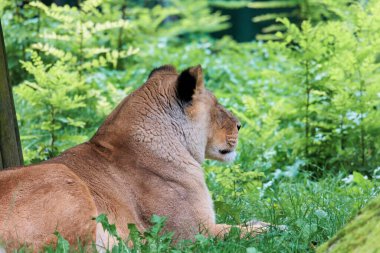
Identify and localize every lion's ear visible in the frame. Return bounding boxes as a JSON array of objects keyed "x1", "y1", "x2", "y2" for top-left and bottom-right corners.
[{"x1": 176, "y1": 65, "x2": 204, "y2": 102}]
